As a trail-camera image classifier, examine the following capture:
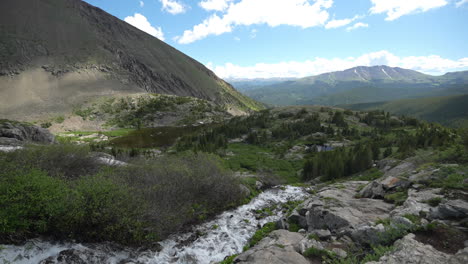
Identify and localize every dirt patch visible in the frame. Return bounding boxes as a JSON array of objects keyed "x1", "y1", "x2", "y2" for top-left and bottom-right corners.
[{"x1": 414, "y1": 226, "x2": 468, "y2": 254}]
